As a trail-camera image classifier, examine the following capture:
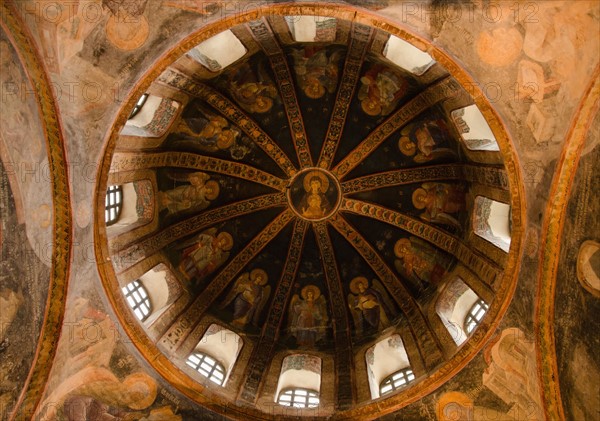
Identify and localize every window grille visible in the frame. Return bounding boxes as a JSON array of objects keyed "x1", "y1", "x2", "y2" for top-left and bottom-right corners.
[
  {"x1": 465, "y1": 299, "x2": 489, "y2": 334},
  {"x1": 379, "y1": 368, "x2": 415, "y2": 396},
  {"x1": 105, "y1": 185, "x2": 123, "y2": 225},
  {"x1": 121, "y1": 280, "x2": 151, "y2": 321},
  {"x1": 186, "y1": 352, "x2": 226, "y2": 386},
  {"x1": 277, "y1": 388, "x2": 320, "y2": 408}
]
